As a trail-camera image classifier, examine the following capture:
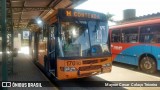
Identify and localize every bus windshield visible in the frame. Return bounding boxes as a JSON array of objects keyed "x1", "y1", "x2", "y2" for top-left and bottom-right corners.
[{"x1": 58, "y1": 20, "x2": 109, "y2": 58}]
